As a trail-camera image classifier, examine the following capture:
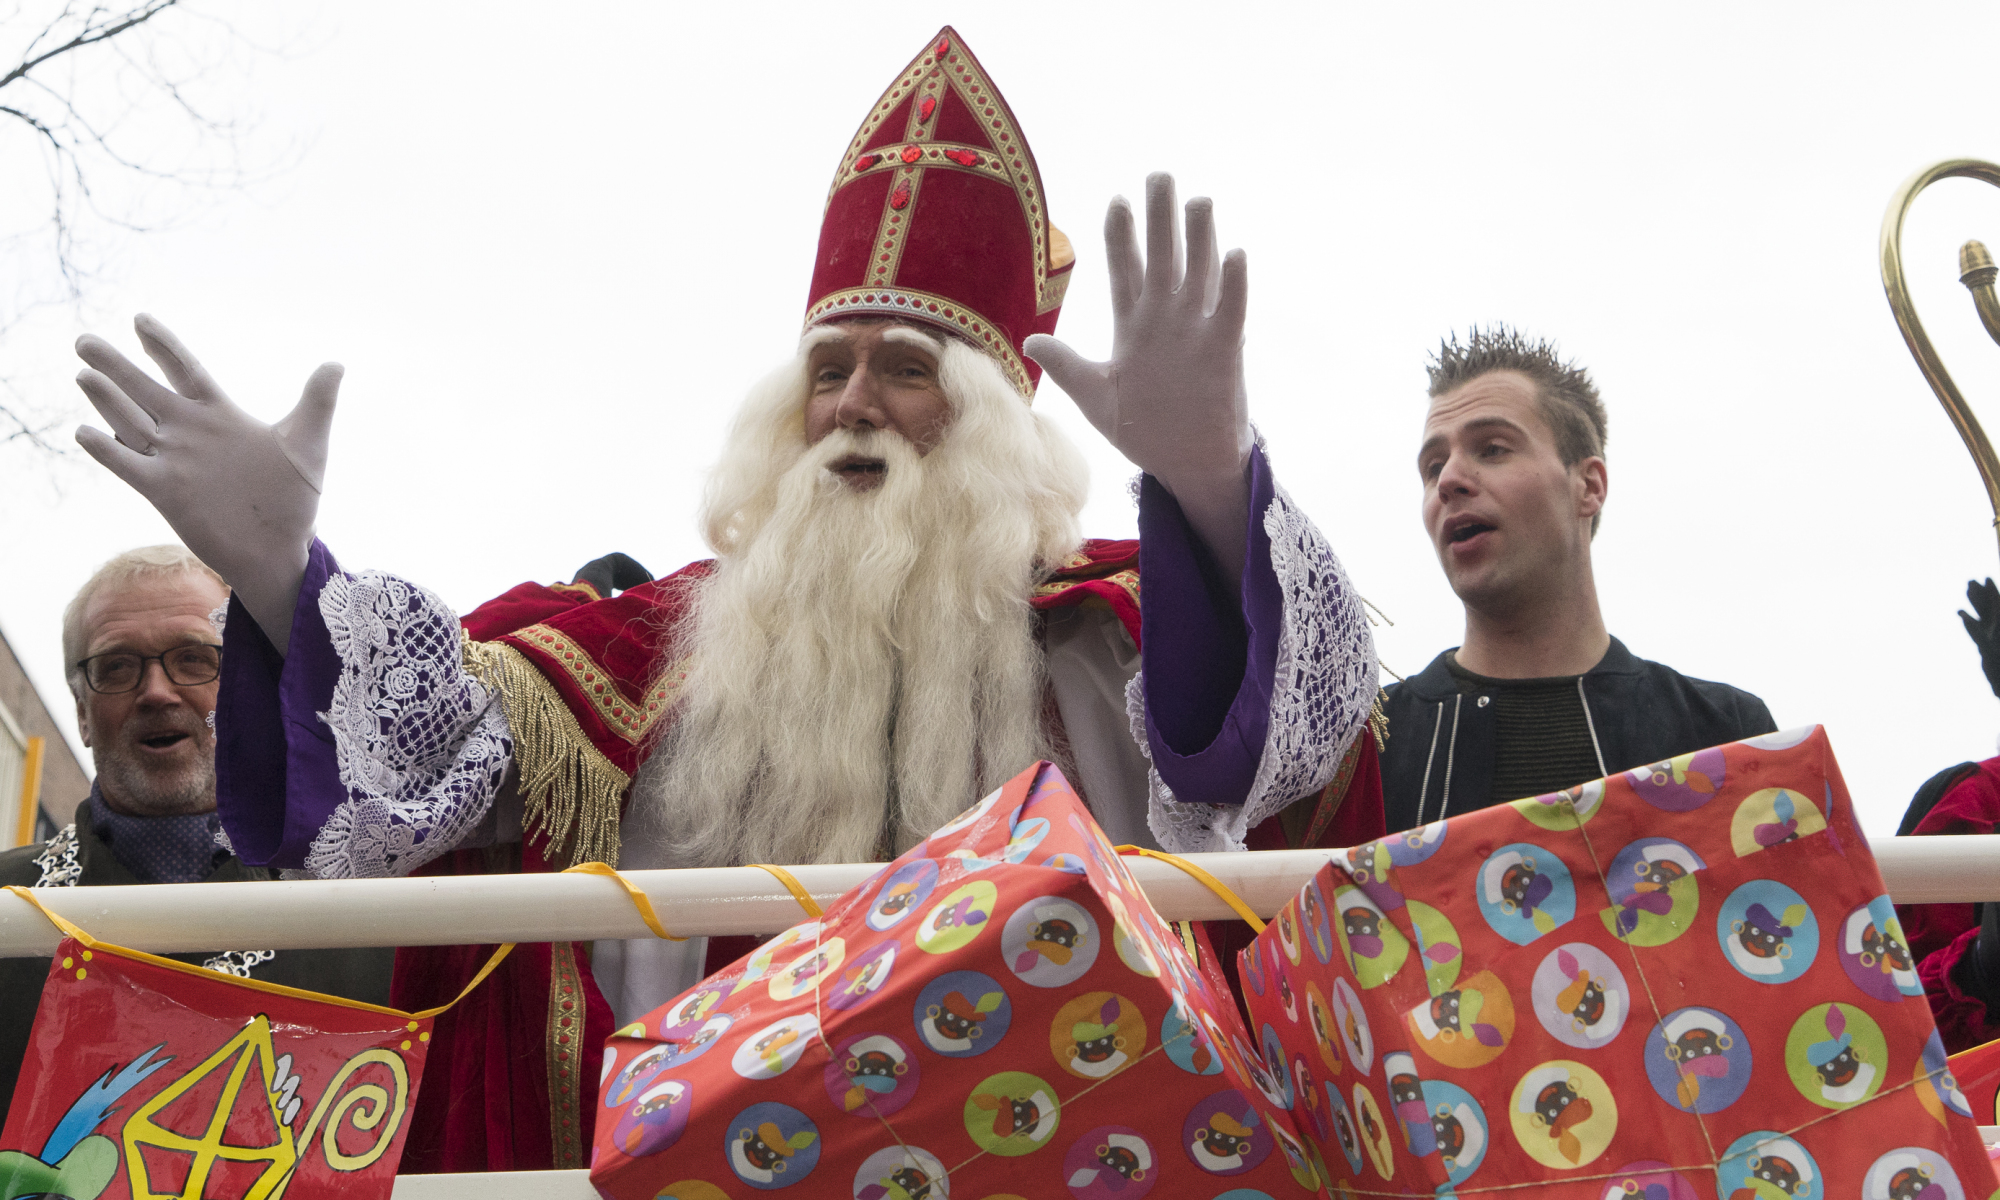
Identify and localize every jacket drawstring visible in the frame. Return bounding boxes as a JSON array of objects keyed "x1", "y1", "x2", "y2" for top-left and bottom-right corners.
[
  {"x1": 1577, "y1": 677, "x2": 1609, "y2": 779},
  {"x1": 1417, "y1": 700, "x2": 1445, "y2": 826}
]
